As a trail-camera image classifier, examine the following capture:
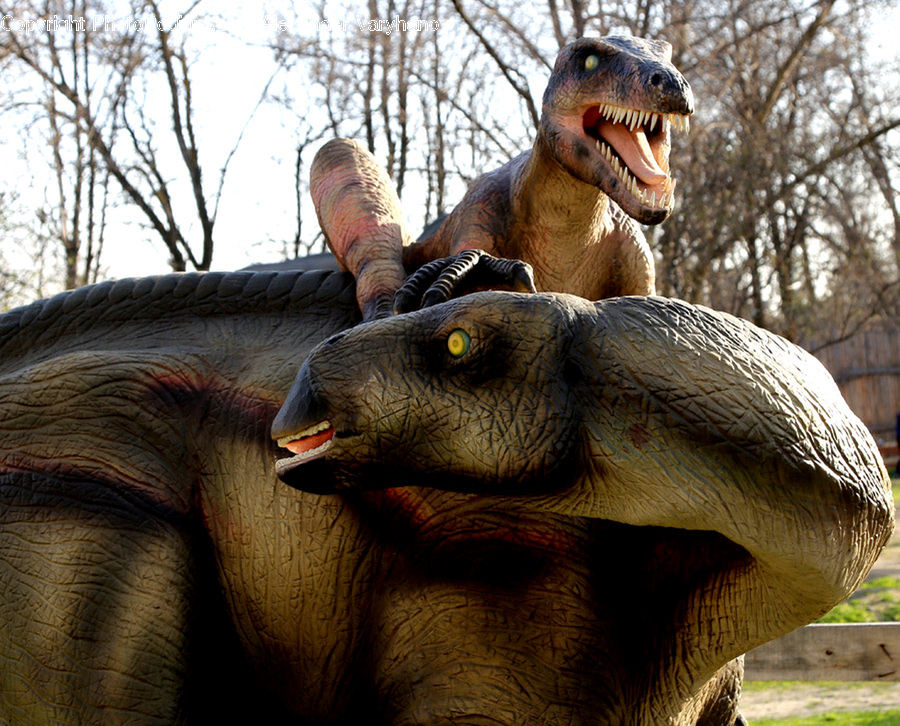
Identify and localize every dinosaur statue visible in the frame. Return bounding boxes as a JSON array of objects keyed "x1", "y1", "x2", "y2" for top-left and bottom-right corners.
[
  {"x1": 272, "y1": 290, "x2": 894, "y2": 725},
  {"x1": 1, "y1": 270, "x2": 891, "y2": 724},
  {"x1": 310, "y1": 35, "x2": 693, "y2": 319}
]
